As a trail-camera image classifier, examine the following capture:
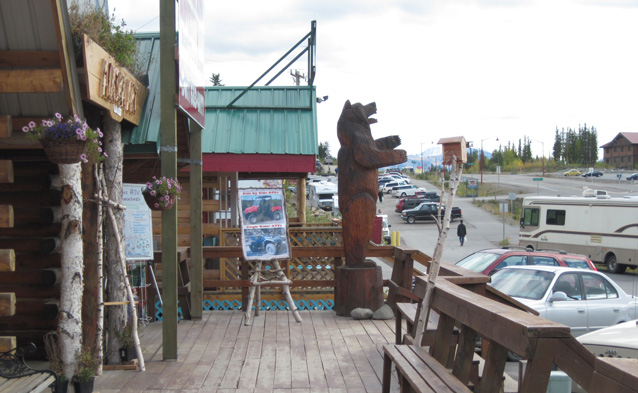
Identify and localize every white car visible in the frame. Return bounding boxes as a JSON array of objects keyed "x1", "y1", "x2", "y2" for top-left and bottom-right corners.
[
  {"x1": 382, "y1": 180, "x2": 408, "y2": 193},
  {"x1": 489, "y1": 266, "x2": 638, "y2": 337},
  {"x1": 577, "y1": 320, "x2": 638, "y2": 359},
  {"x1": 391, "y1": 185, "x2": 426, "y2": 198}
]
